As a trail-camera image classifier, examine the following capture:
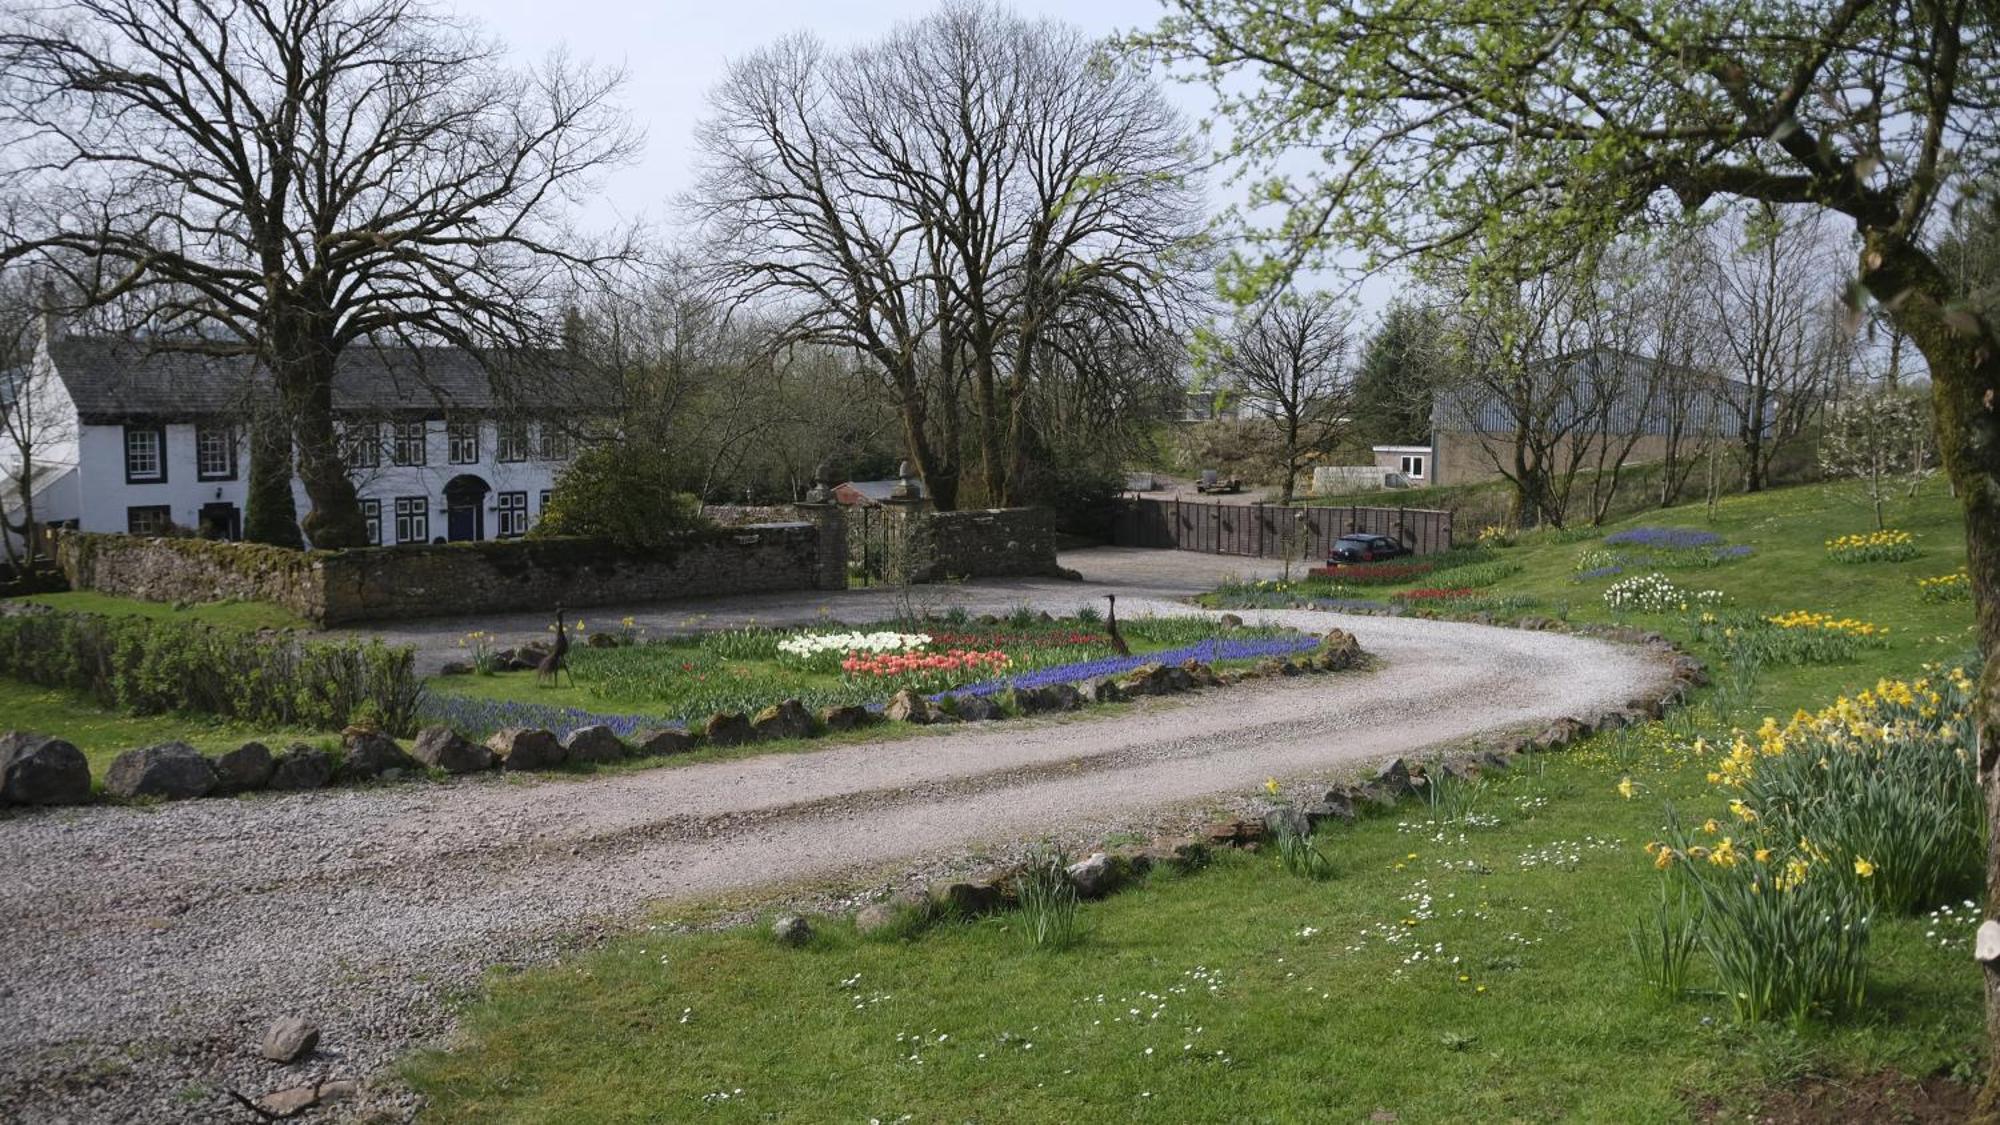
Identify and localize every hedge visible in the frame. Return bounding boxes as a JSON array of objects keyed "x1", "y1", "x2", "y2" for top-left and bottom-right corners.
[{"x1": 0, "y1": 607, "x2": 423, "y2": 735}]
